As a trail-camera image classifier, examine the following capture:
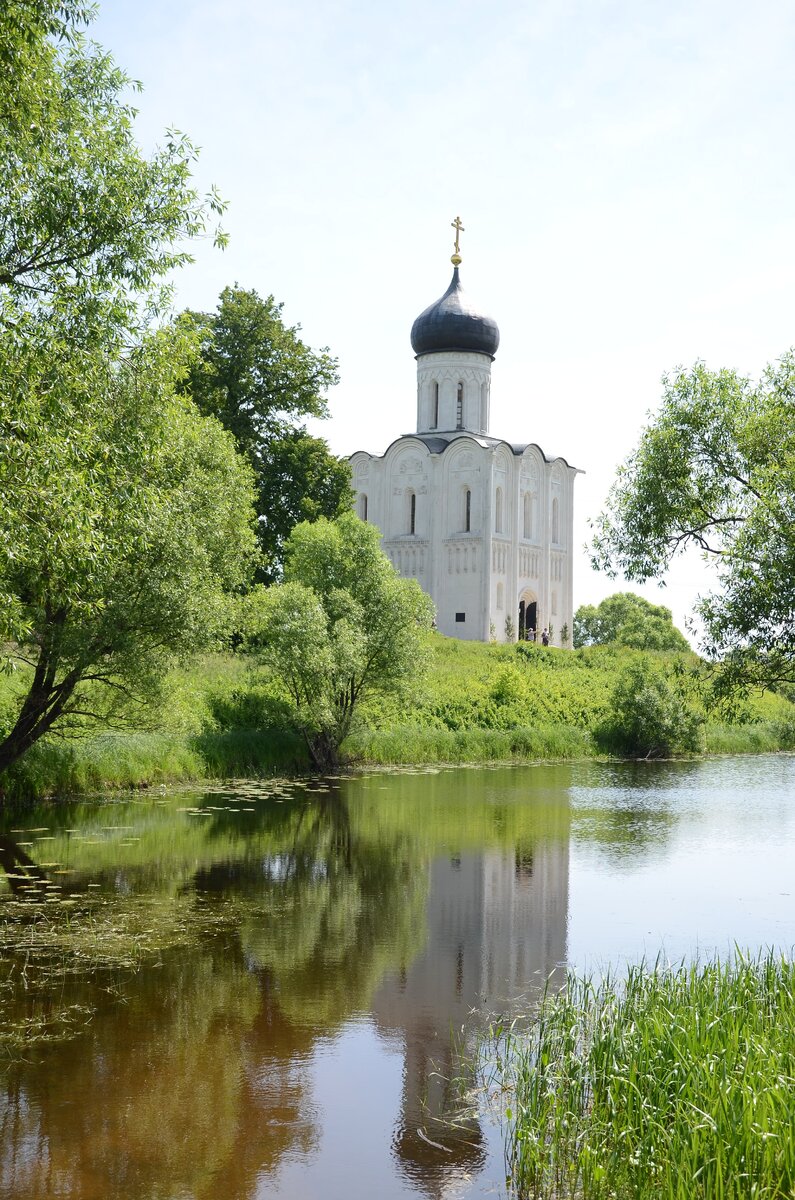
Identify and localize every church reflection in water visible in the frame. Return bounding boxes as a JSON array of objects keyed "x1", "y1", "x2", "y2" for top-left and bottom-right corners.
[
  {"x1": 0, "y1": 779, "x2": 571, "y2": 1200},
  {"x1": 372, "y1": 842, "x2": 569, "y2": 1194}
]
